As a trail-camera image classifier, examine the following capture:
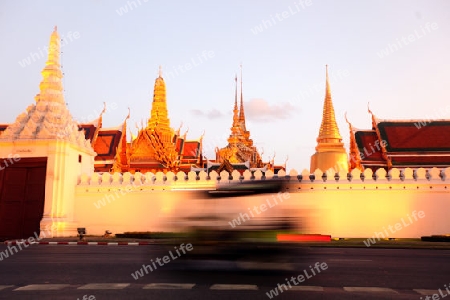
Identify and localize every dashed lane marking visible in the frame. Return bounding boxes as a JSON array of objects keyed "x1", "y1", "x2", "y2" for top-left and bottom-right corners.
[
  {"x1": 14, "y1": 284, "x2": 70, "y2": 291},
  {"x1": 3, "y1": 283, "x2": 433, "y2": 294},
  {"x1": 78, "y1": 283, "x2": 130, "y2": 290},
  {"x1": 344, "y1": 287, "x2": 398, "y2": 293},
  {"x1": 143, "y1": 283, "x2": 196, "y2": 289},
  {"x1": 210, "y1": 284, "x2": 258, "y2": 290}
]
